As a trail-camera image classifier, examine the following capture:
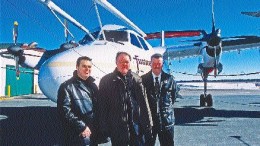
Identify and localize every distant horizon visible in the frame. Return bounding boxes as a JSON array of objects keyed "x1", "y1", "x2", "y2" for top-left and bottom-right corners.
[{"x1": 177, "y1": 78, "x2": 260, "y2": 83}]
